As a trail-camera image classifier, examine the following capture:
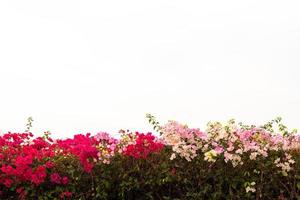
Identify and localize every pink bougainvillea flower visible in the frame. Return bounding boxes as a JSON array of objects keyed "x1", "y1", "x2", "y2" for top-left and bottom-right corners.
[{"x1": 50, "y1": 172, "x2": 61, "y2": 184}]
